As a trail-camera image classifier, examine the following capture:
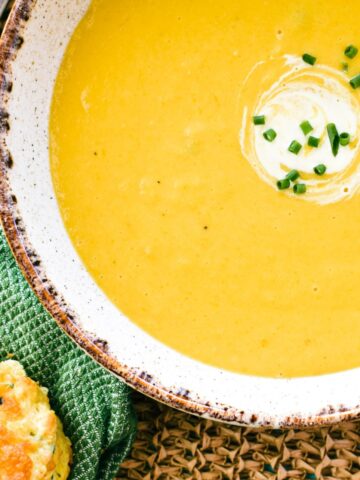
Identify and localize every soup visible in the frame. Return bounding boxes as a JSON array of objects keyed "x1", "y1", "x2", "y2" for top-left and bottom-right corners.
[{"x1": 50, "y1": 0, "x2": 360, "y2": 377}]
